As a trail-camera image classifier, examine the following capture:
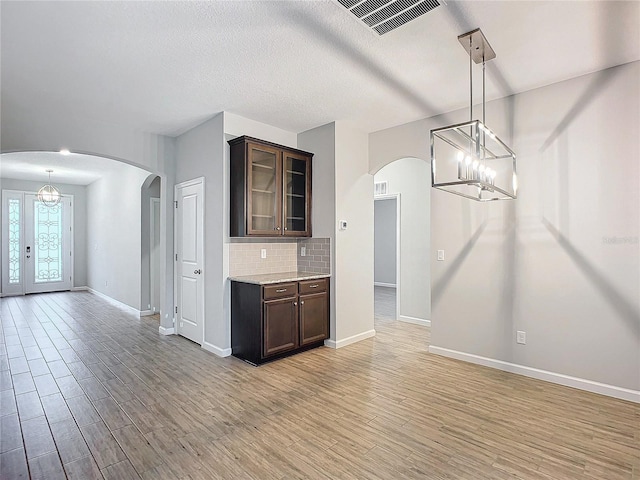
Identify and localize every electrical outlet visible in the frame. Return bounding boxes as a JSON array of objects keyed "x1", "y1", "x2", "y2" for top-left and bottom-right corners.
[
  {"x1": 516, "y1": 331, "x2": 526, "y2": 344},
  {"x1": 301, "y1": 247, "x2": 306, "y2": 257},
  {"x1": 261, "y1": 248, "x2": 267, "y2": 259},
  {"x1": 437, "y1": 250, "x2": 445, "y2": 261}
]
